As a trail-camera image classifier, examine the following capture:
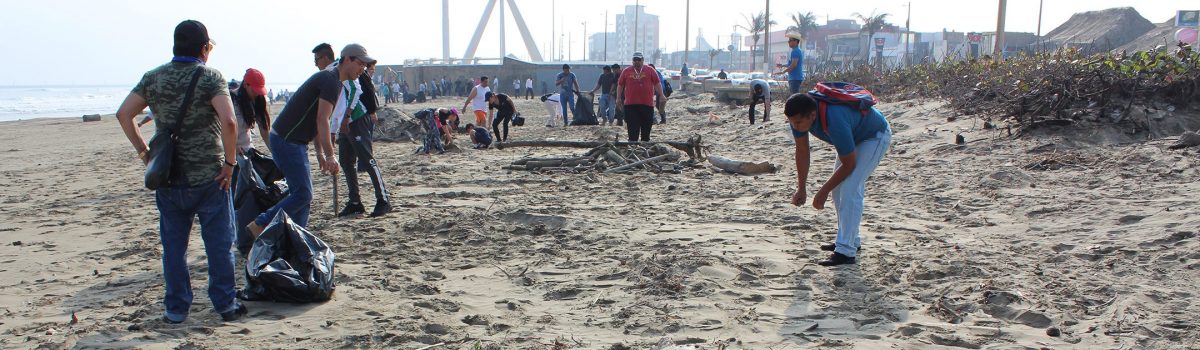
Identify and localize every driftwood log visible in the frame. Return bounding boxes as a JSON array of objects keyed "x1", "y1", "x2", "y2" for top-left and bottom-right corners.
[
  {"x1": 496, "y1": 135, "x2": 706, "y2": 159},
  {"x1": 706, "y1": 155, "x2": 779, "y2": 175}
]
